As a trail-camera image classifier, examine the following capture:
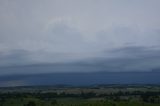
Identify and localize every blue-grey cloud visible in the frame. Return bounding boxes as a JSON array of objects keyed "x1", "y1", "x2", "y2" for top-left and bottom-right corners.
[
  {"x1": 1, "y1": 72, "x2": 160, "y2": 87},
  {"x1": 0, "y1": 46, "x2": 160, "y2": 75}
]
